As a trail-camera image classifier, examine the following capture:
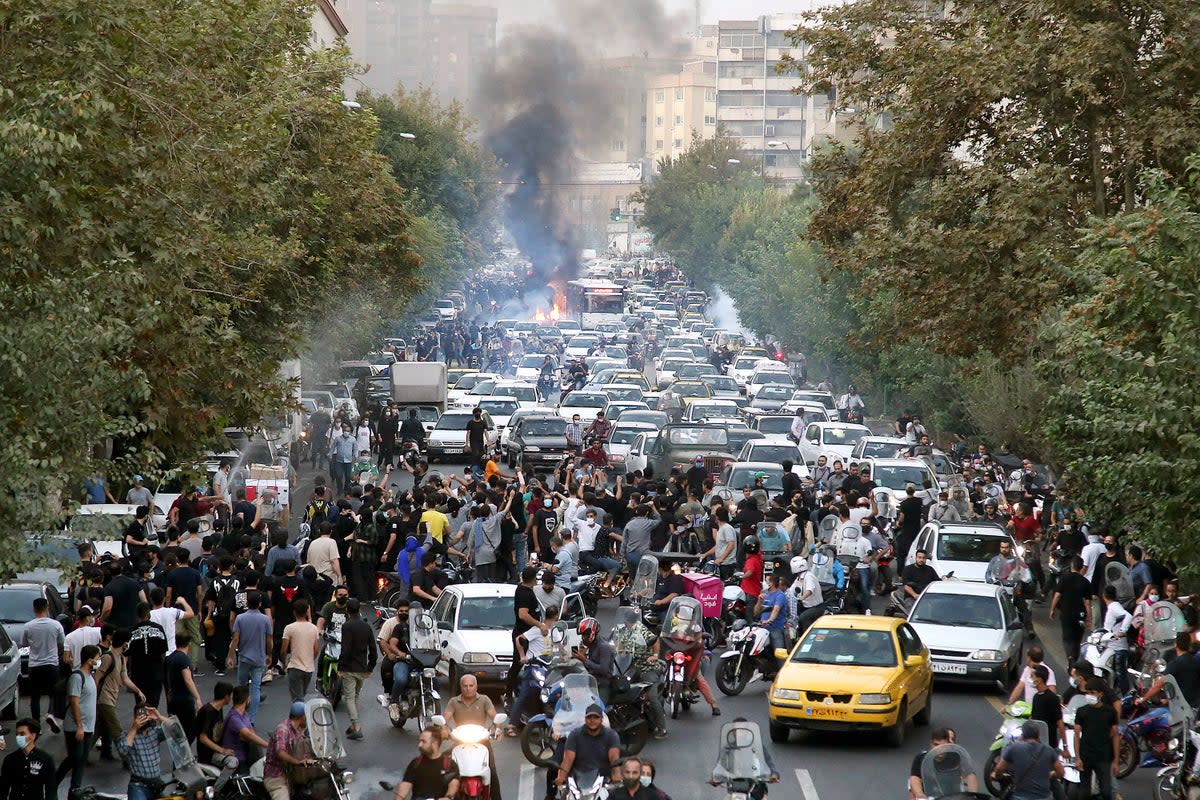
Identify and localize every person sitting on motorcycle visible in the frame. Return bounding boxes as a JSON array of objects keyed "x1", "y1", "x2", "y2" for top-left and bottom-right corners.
[
  {"x1": 581, "y1": 439, "x2": 609, "y2": 471},
  {"x1": 754, "y1": 573, "x2": 789, "y2": 661},
  {"x1": 392, "y1": 726, "x2": 459, "y2": 800},
  {"x1": 652, "y1": 561, "x2": 685, "y2": 611},
  {"x1": 1141, "y1": 631, "x2": 1200, "y2": 708},
  {"x1": 583, "y1": 412, "x2": 612, "y2": 444},
  {"x1": 613, "y1": 757, "x2": 658, "y2": 800},
  {"x1": 511, "y1": 605, "x2": 563, "y2": 731},
  {"x1": 790, "y1": 556, "x2": 825, "y2": 638},
  {"x1": 568, "y1": 359, "x2": 588, "y2": 391},
  {"x1": 891, "y1": 549, "x2": 939, "y2": 615},
  {"x1": 986, "y1": 539, "x2": 1024, "y2": 585},
  {"x1": 381, "y1": 600, "x2": 414, "y2": 715},
  {"x1": 554, "y1": 704, "x2": 621, "y2": 798},
  {"x1": 264, "y1": 701, "x2": 318, "y2": 800},
  {"x1": 575, "y1": 617, "x2": 615, "y2": 701},
  {"x1": 399, "y1": 408, "x2": 426, "y2": 452},
  {"x1": 661, "y1": 604, "x2": 721, "y2": 717},
  {"x1": 908, "y1": 728, "x2": 971, "y2": 800},
  {"x1": 610, "y1": 607, "x2": 668, "y2": 739}
]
